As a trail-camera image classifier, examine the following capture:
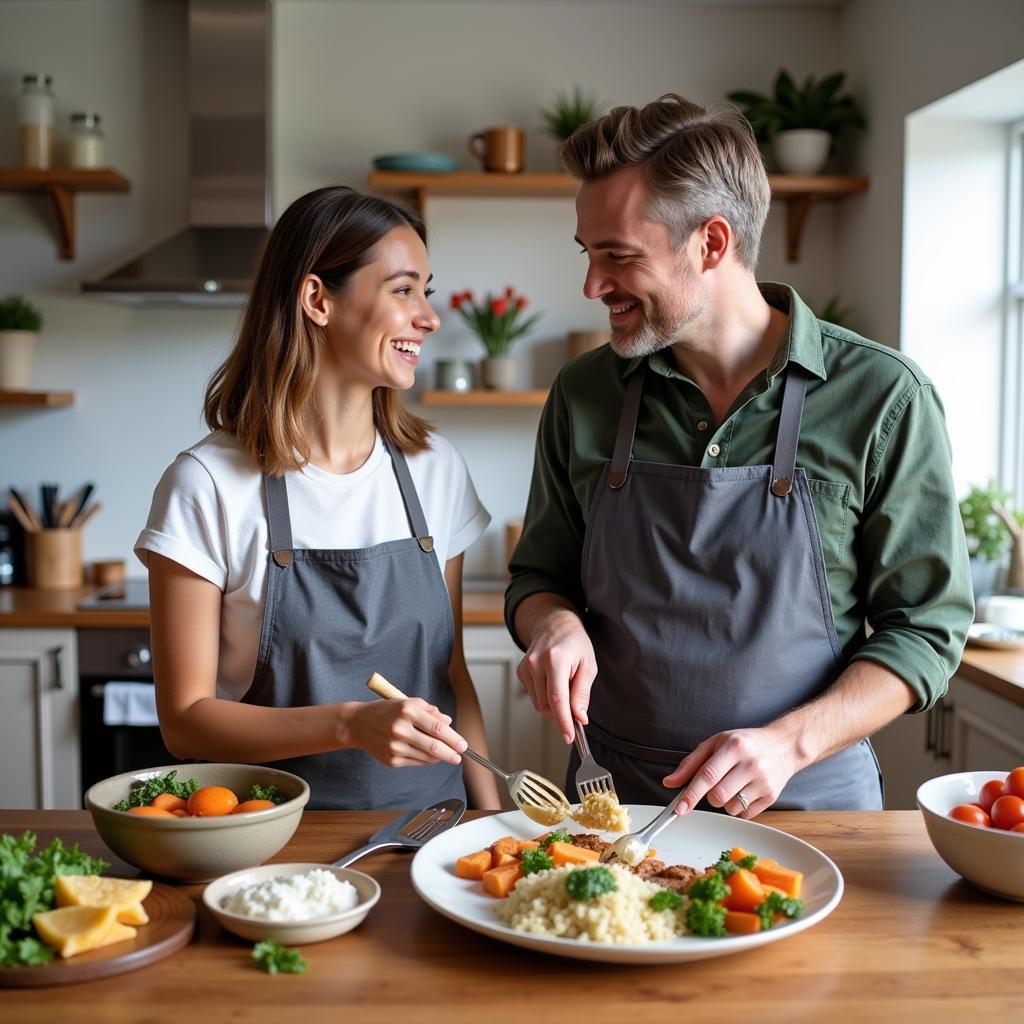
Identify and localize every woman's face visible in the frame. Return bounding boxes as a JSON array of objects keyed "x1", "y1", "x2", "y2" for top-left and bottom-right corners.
[{"x1": 323, "y1": 225, "x2": 440, "y2": 392}]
